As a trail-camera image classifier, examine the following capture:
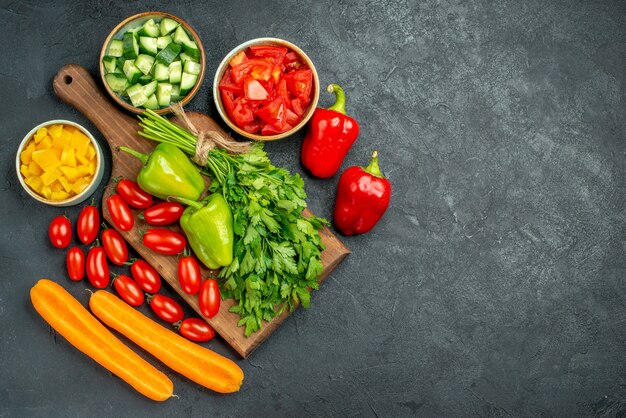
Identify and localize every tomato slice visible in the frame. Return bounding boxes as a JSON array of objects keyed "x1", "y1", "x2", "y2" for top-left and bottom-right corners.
[
  {"x1": 256, "y1": 97, "x2": 286, "y2": 129},
  {"x1": 261, "y1": 122, "x2": 293, "y2": 136},
  {"x1": 283, "y1": 51, "x2": 298, "y2": 64},
  {"x1": 244, "y1": 77, "x2": 269, "y2": 101},
  {"x1": 219, "y1": 69, "x2": 243, "y2": 95},
  {"x1": 242, "y1": 121, "x2": 263, "y2": 134},
  {"x1": 232, "y1": 98, "x2": 255, "y2": 127},
  {"x1": 231, "y1": 59, "x2": 273, "y2": 84},
  {"x1": 291, "y1": 98, "x2": 306, "y2": 117},
  {"x1": 248, "y1": 45, "x2": 288, "y2": 59},
  {"x1": 283, "y1": 69, "x2": 313, "y2": 102},
  {"x1": 276, "y1": 79, "x2": 290, "y2": 106},
  {"x1": 285, "y1": 108, "x2": 300, "y2": 126},
  {"x1": 229, "y1": 50, "x2": 248, "y2": 67},
  {"x1": 220, "y1": 90, "x2": 236, "y2": 120}
]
